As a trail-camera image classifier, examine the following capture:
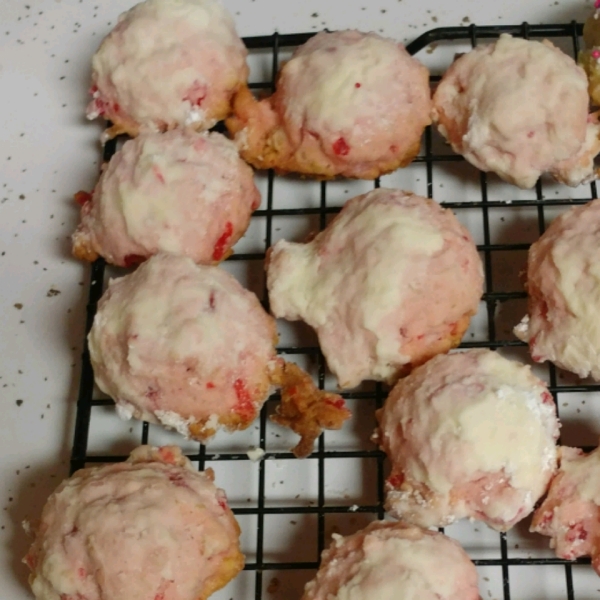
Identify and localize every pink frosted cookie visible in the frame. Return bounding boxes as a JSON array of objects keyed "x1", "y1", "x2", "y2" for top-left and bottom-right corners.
[
  {"x1": 226, "y1": 30, "x2": 431, "y2": 179},
  {"x1": 531, "y1": 444, "x2": 600, "y2": 573},
  {"x1": 89, "y1": 253, "x2": 350, "y2": 456},
  {"x1": 87, "y1": 0, "x2": 248, "y2": 139},
  {"x1": 23, "y1": 445, "x2": 243, "y2": 600},
  {"x1": 375, "y1": 349, "x2": 559, "y2": 531},
  {"x1": 514, "y1": 199, "x2": 600, "y2": 380},
  {"x1": 72, "y1": 130, "x2": 260, "y2": 267},
  {"x1": 266, "y1": 189, "x2": 483, "y2": 388},
  {"x1": 433, "y1": 34, "x2": 600, "y2": 188},
  {"x1": 302, "y1": 521, "x2": 479, "y2": 600}
]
